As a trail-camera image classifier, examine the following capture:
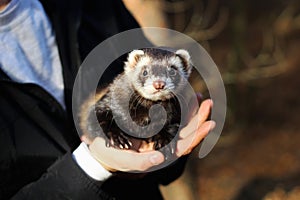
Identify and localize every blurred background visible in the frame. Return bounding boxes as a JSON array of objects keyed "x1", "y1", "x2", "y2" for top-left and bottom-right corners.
[{"x1": 123, "y1": 0, "x2": 300, "y2": 199}]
